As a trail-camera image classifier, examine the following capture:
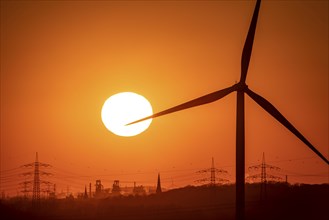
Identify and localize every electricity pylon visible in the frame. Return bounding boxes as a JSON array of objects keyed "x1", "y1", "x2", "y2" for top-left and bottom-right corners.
[
  {"x1": 21, "y1": 152, "x2": 52, "y2": 204},
  {"x1": 247, "y1": 152, "x2": 282, "y2": 200},
  {"x1": 196, "y1": 157, "x2": 229, "y2": 186}
]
